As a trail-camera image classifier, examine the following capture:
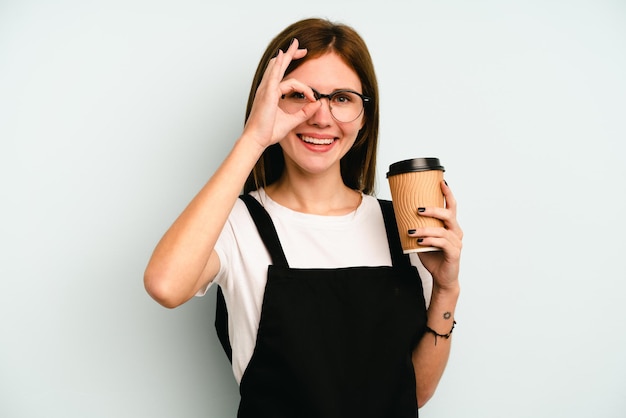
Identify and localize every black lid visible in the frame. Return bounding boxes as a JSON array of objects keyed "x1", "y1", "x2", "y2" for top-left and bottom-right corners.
[{"x1": 386, "y1": 157, "x2": 445, "y2": 177}]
